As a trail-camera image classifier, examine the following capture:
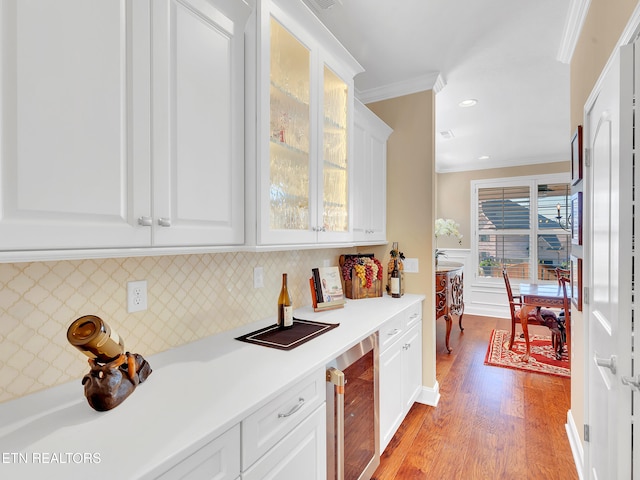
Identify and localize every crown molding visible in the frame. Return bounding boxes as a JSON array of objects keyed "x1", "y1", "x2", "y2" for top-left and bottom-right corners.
[
  {"x1": 356, "y1": 72, "x2": 442, "y2": 103},
  {"x1": 557, "y1": 0, "x2": 592, "y2": 64}
]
